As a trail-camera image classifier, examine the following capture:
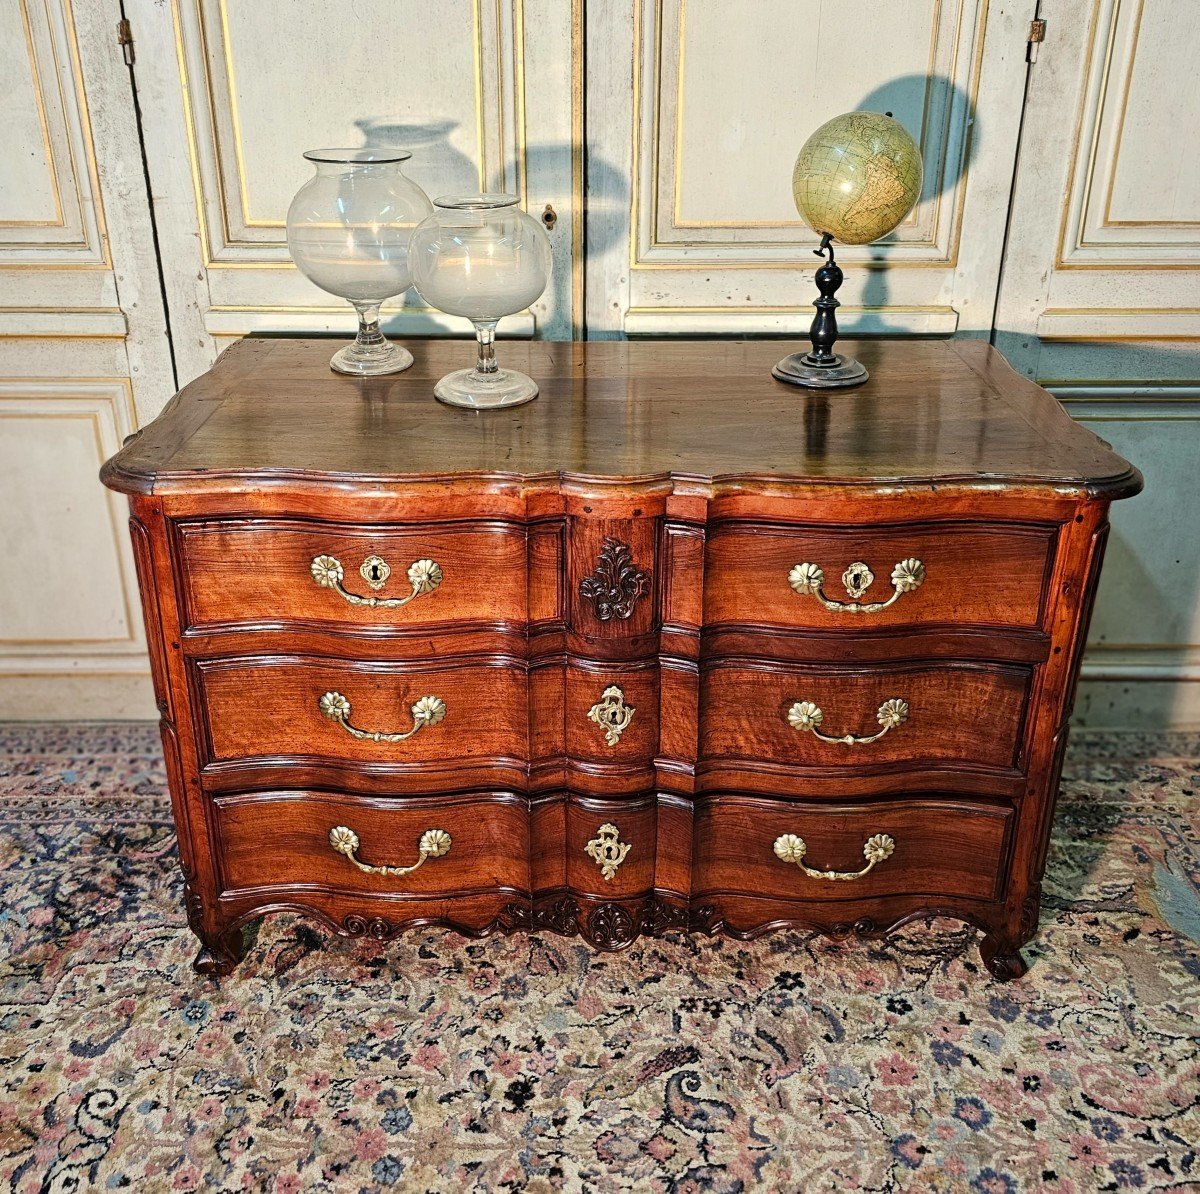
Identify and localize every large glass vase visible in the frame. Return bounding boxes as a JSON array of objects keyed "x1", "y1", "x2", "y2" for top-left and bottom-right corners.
[
  {"x1": 408, "y1": 194, "x2": 551, "y2": 409},
  {"x1": 286, "y1": 148, "x2": 433, "y2": 376}
]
